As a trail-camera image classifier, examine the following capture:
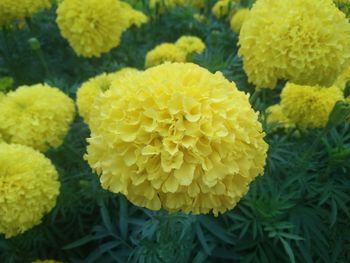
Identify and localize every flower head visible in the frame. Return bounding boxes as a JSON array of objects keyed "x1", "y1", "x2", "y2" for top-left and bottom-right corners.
[
  {"x1": 239, "y1": 0, "x2": 350, "y2": 89},
  {"x1": 230, "y1": 8, "x2": 250, "y2": 33},
  {"x1": 145, "y1": 43, "x2": 187, "y2": 68},
  {"x1": 77, "y1": 68, "x2": 141, "y2": 124},
  {"x1": 0, "y1": 84, "x2": 75, "y2": 152},
  {"x1": 0, "y1": 143, "x2": 59, "y2": 238},
  {"x1": 280, "y1": 83, "x2": 343, "y2": 129},
  {"x1": 0, "y1": 0, "x2": 51, "y2": 27},
  {"x1": 56, "y1": 0, "x2": 146, "y2": 57},
  {"x1": 85, "y1": 63, "x2": 268, "y2": 215},
  {"x1": 175, "y1": 36, "x2": 206, "y2": 55}
]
